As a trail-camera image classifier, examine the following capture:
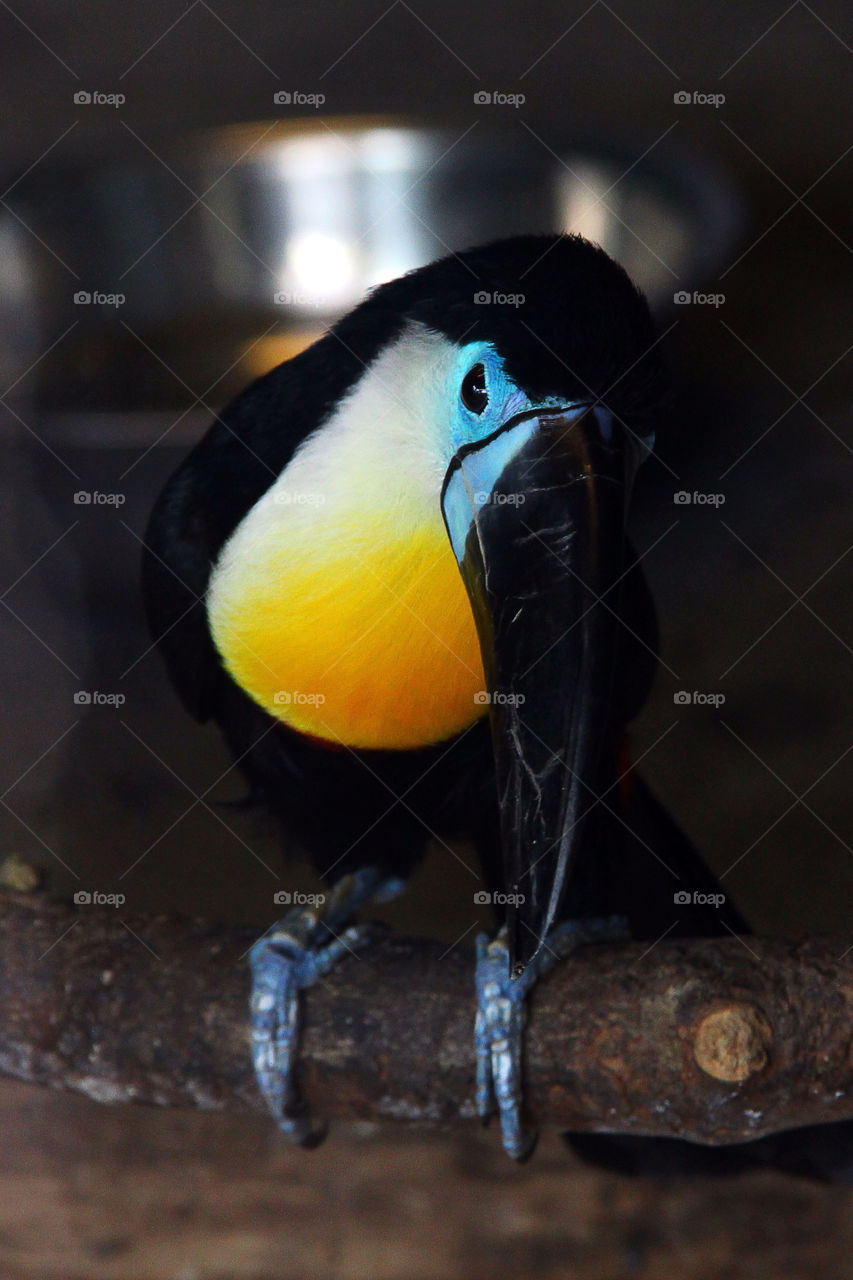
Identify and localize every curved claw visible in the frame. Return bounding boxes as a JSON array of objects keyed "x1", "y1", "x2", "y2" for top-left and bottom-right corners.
[
  {"x1": 474, "y1": 928, "x2": 538, "y2": 1159},
  {"x1": 474, "y1": 916, "x2": 628, "y2": 1161},
  {"x1": 249, "y1": 868, "x2": 403, "y2": 1143},
  {"x1": 250, "y1": 919, "x2": 375, "y2": 1141}
]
